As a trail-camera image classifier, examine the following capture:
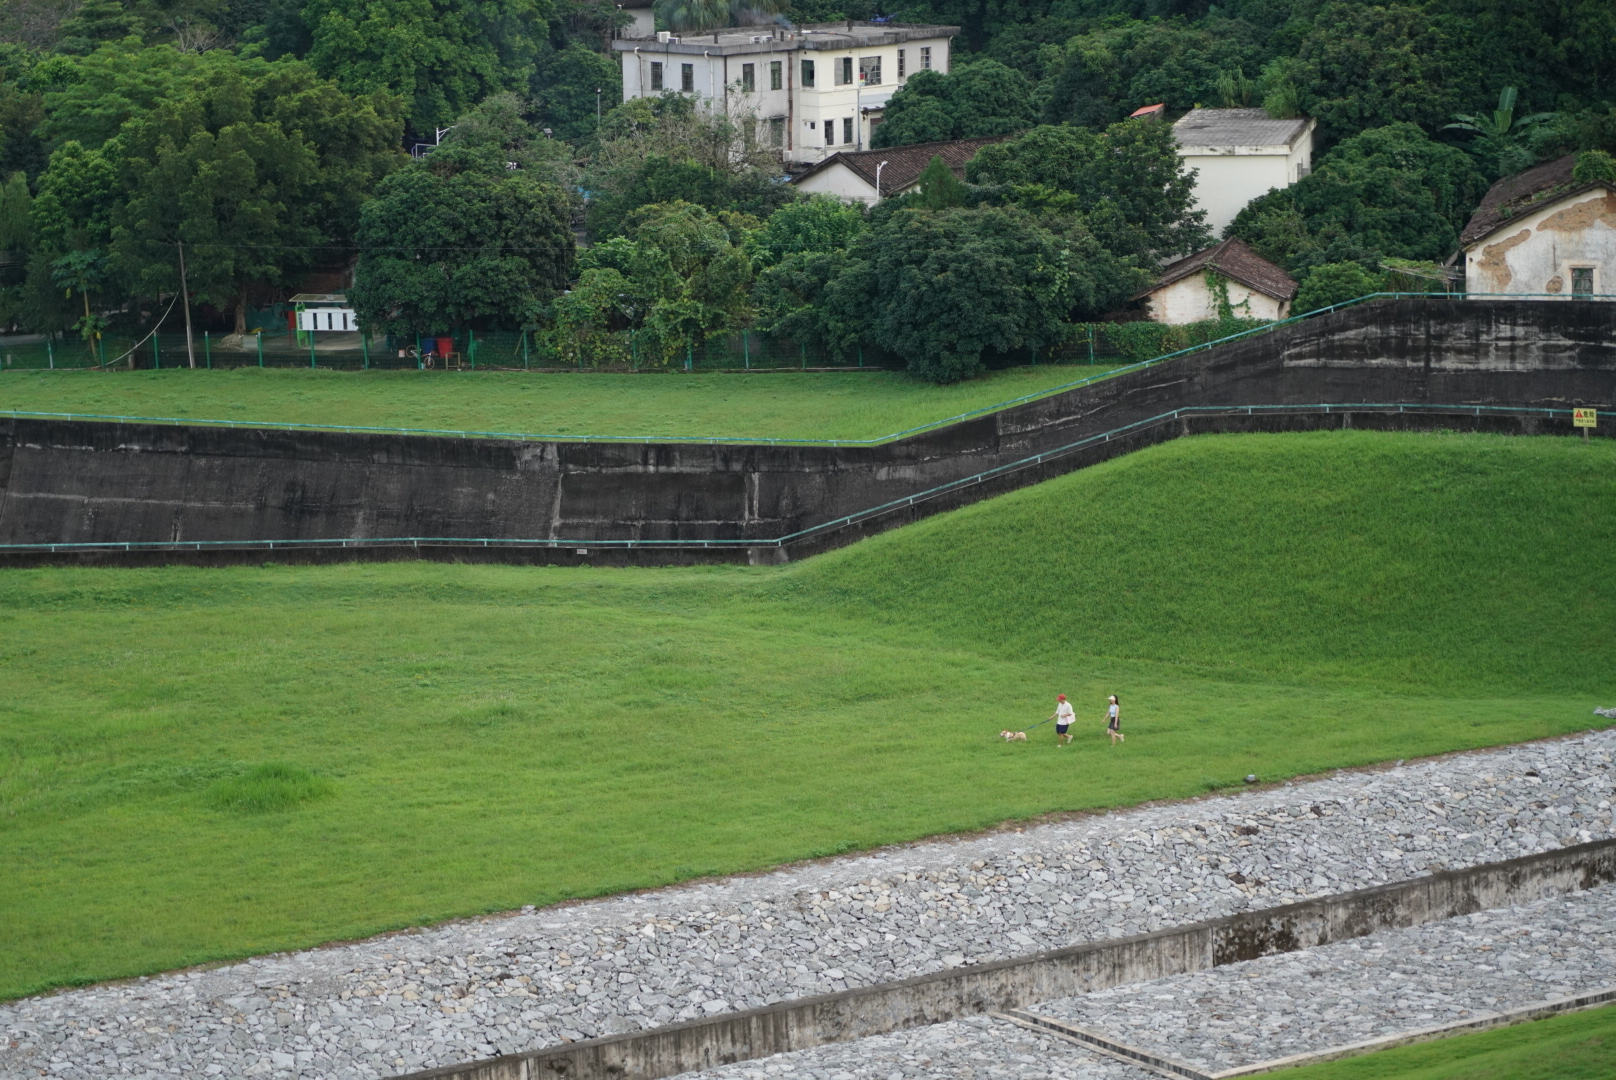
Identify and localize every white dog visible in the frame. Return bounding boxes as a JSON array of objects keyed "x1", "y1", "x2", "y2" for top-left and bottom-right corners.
[{"x1": 999, "y1": 730, "x2": 1028, "y2": 742}]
